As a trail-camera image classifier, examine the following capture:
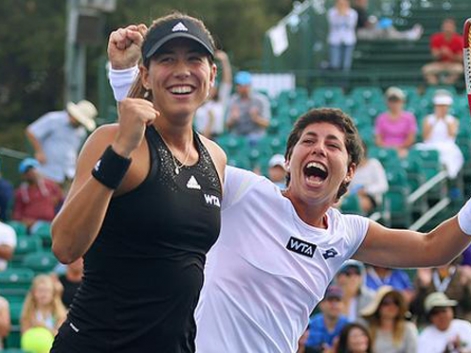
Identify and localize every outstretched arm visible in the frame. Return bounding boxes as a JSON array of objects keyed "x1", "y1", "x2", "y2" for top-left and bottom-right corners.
[{"x1": 354, "y1": 207, "x2": 471, "y2": 268}]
